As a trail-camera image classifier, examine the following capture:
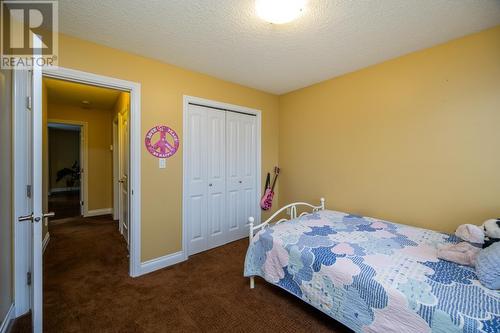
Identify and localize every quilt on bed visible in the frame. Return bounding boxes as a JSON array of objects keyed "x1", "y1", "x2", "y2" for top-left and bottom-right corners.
[{"x1": 244, "y1": 210, "x2": 500, "y2": 333}]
